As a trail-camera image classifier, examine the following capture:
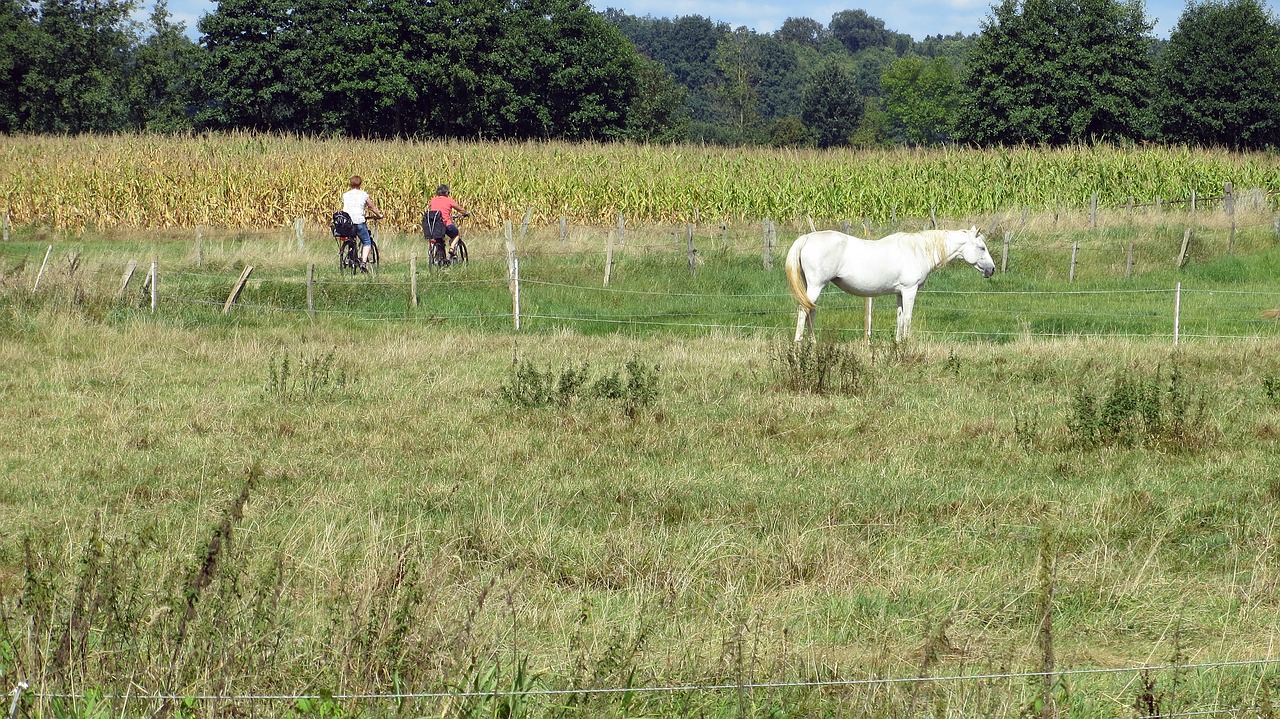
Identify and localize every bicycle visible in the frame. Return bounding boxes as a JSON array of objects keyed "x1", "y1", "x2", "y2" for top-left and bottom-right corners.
[
  {"x1": 332, "y1": 211, "x2": 380, "y2": 275},
  {"x1": 422, "y1": 211, "x2": 468, "y2": 270}
]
